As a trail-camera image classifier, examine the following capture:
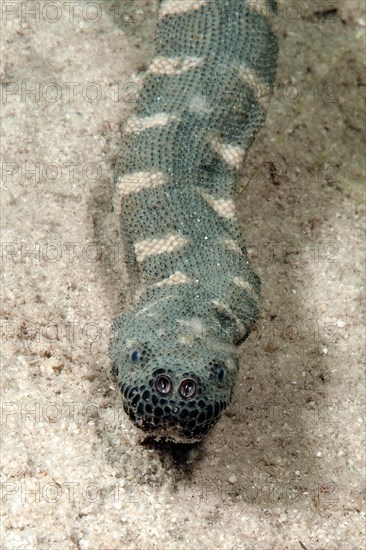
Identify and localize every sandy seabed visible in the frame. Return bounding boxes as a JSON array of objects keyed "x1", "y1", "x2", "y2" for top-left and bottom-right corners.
[{"x1": 1, "y1": 1, "x2": 365, "y2": 548}]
